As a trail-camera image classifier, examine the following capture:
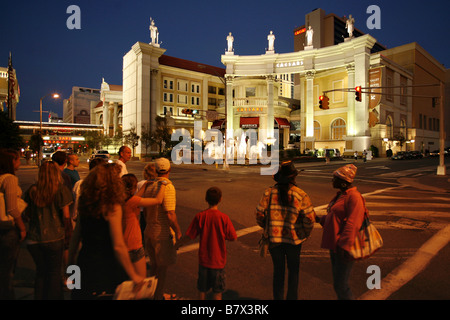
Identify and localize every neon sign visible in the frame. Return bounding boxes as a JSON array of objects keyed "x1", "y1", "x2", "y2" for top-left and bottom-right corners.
[{"x1": 294, "y1": 28, "x2": 306, "y2": 36}]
